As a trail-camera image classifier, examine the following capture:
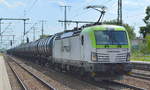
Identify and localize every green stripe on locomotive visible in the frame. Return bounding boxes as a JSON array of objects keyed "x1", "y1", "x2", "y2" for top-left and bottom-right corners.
[{"x1": 81, "y1": 25, "x2": 131, "y2": 49}]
